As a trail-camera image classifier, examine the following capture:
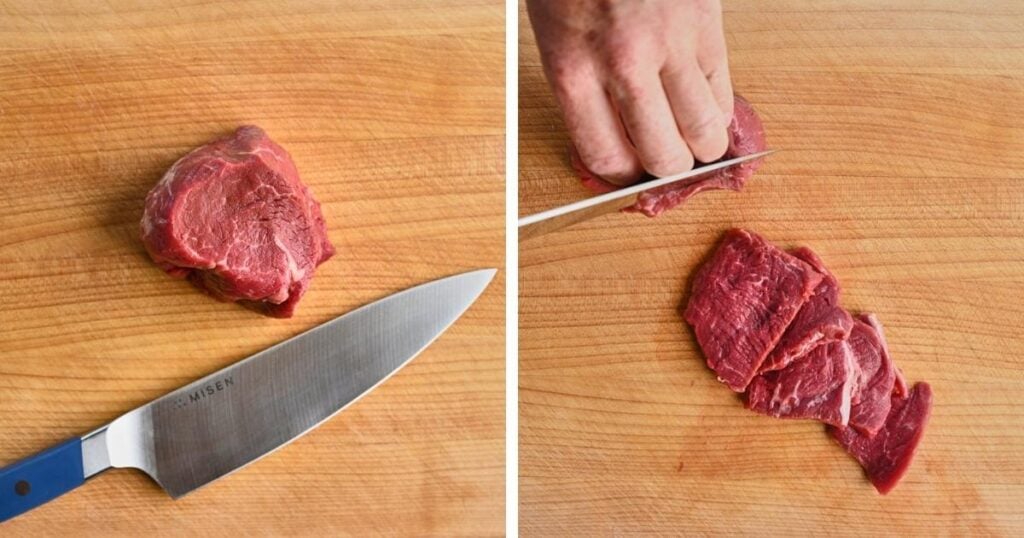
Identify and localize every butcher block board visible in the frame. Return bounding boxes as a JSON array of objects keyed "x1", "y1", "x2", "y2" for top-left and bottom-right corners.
[
  {"x1": 520, "y1": 1, "x2": 1024, "y2": 535},
  {"x1": 0, "y1": 1, "x2": 503, "y2": 535}
]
